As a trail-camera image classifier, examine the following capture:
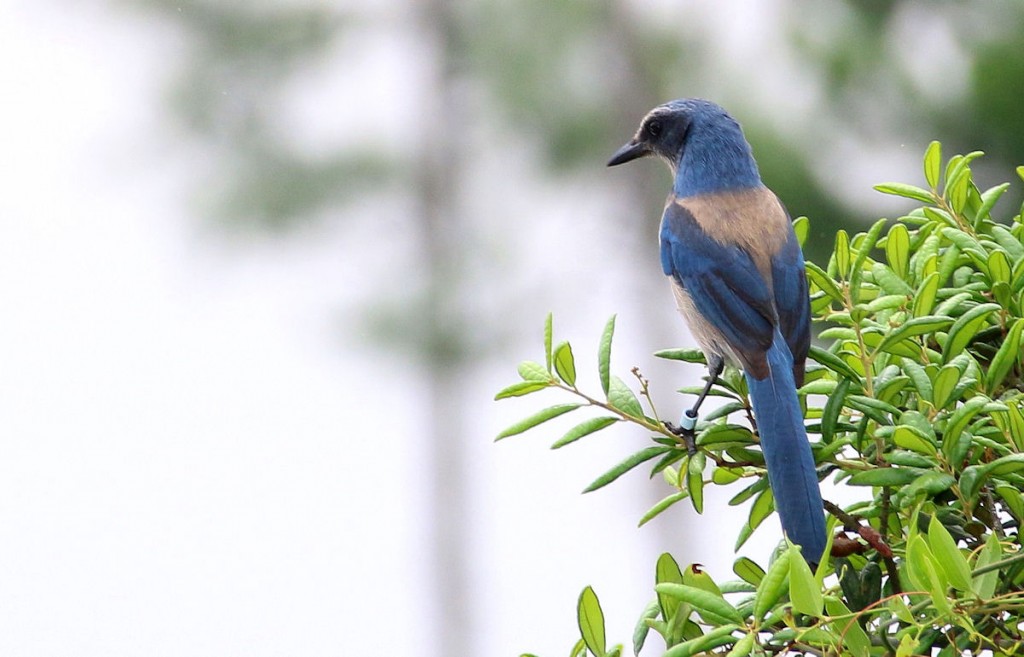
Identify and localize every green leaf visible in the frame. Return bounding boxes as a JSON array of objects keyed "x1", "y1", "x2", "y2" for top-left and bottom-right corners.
[
  {"x1": 496, "y1": 403, "x2": 581, "y2": 440},
  {"x1": 944, "y1": 303, "x2": 1000, "y2": 360},
  {"x1": 808, "y1": 345, "x2": 861, "y2": 382},
  {"x1": 993, "y1": 281, "x2": 1014, "y2": 310},
  {"x1": 983, "y1": 453, "x2": 1024, "y2": 477},
  {"x1": 607, "y1": 375, "x2": 644, "y2": 419},
  {"x1": 729, "y1": 477, "x2": 768, "y2": 506},
  {"x1": 947, "y1": 153, "x2": 984, "y2": 192},
  {"x1": 577, "y1": 586, "x2": 606, "y2": 657},
  {"x1": 733, "y1": 523, "x2": 755, "y2": 553},
  {"x1": 848, "y1": 468, "x2": 923, "y2": 486},
  {"x1": 977, "y1": 182, "x2": 1010, "y2": 221},
  {"x1": 817, "y1": 327, "x2": 857, "y2": 341},
  {"x1": 805, "y1": 261, "x2": 844, "y2": 304},
  {"x1": 902, "y1": 360, "x2": 933, "y2": 402},
  {"x1": 944, "y1": 428, "x2": 973, "y2": 469},
  {"x1": 906, "y1": 534, "x2": 950, "y2": 614},
  {"x1": 754, "y1": 549, "x2": 790, "y2": 620},
  {"x1": 824, "y1": 597, "x2": 871, "y2": 657},
  {"x1": 991, "y1": 224, "x2": 1024, "y2": 261},
  {"x1": 683, "y1": 563, "x2": 723, "y2": 596},
  {"x1": 833, "y1": 229, "x2": 851, "y2": 280},
  {"x1": 846, "y1": 395, "x2": 900, "y2": 424},
  {"x1": 893, "y1": 425, "x2": 937, "y2": 456},
  {"x1": 866, "y1": 332, "x2": 919, "y2": 359},
  {"x1": 582, "y1": 445, "x2": 668, "y2": 492},
  {"x1": 662, "y1": 624, "x2": 741, "y2": 657},
  {"x1": 940, "y1": 226, "x2": 986, "y2": 259},
  {"x1": 553, "y1": 416, "x2": 620, "y2": 449},
  {"x1": 687, "y1": 452, "x2": 706, "y2": 513},
  {"x1": 656, "y1": 553, "x2": 685, "y2": 622},
  {"x1": 800, "y1": 378, "x2": 838, "y2": 396},
  {"x1": 944, "y1": 396, "x2": 991, "y2": 447},
  {"x1": 927, "y1": 515, "x2": 973, "y2": 592},
  {"x1": 569, "y1": 639, "x2": 586, "y2": 657},
  {"x1": 788, "y1": 542, "x2": 823, "y2": 617},
  {"x1": 702, "y1": 400, "x2": 748, "y2": 423},
  {"x1": 724, "y1": 633, "x2": 756, "y2": 657},
  {"x1": 639, "y1": 491, "x2": 688, "y2": 526},
  {"x1": 712, "y1": 466, "x2": 743, "y2": 485},
  {"x1": 1006, "y1": 403, "x2": 1024, "y2": 452},
  {"x1": 653, "y1": 583, "x2": 743, "y2": 625},
  {"x1": 996, "y1": 484, "x2": 1024, "y2": 521},
  {"x1": 934, "y1": 291, "x2": 973, "y2": 317},
  {"x1": 544, "y1": 313, "x2": 553, "y2": 373},
  {"x1": 900, "y1": 471, "x2": 955, "y2": 503},
  {"x1": 913, "y1": 232, "x2": 942, "y2": 281},
  {"x1": 719, "y1": 581, "x2": 755, "y2": 596},
  {"x1": 874, "y1": 182, "x2": 934, "y2": 204},
  {"x1": 888, "y1": 595, "x2": 915, "y2": 624},
  {"x1": 519, "y1": 360, "x2": 552, "y2": 382},
  {"x1": 662, "y1": 464, "x2": 680, "y2": 488},
  {"x1": 598, "y1": 315, "x2": 616, "y2": 397},
  {"x1": 924, "y1": 140, "x2": 942, "y2": 189},
  {"x1": 821, "y1": 376, "x2": 850, "y2": 444},
  {"x1": 932, "y1": 365, "x2": 962, "y2": 409},
  {"x1": 987, "y1": 250, "x2": 1012, "y2": 285},
  {"x1": 959, "y1": 465, "x2": 985, "y2": 501},
  {"x1": 972, "y1": 532, "x2": 1001, "y2": 599},
  {"x1": 746, "y1": 488, "x2": 775, "y2": 537},
  {"x1": 875, "y1": 315, "x2": 954, "y2": 355},
  {"x1": 986, "y1": 318, "x2": 1023, "y2": 393},
  {"x1": 793, "y1": 215, "x2": 809, "y2": 246},
  {"x1": 947, "y1": 167, "x2": 970, "y2": 214},
  {"x1": 494, "y1": 380, "x2": 550, "y2": 400},
  {"x1": 887, "y1": 450, "x2": 936, "y2": 468},
  {"x1": 733, "y1": 557, "x2": 765, "y2": 587},
  {"x1": 876, "y1": 374, "x2": 912, "y2": 405},
  {"x1": 554, "y1": 341, "x2": 577, "y2": 386},
  {"x1": 654, "y1": 348, "x2": 706, "y2": 363},
  {"x1": 865, "y1": 294, "x2": 909, "y2": 313},
  {"x1": 913, "y1": 272, "x2": 940, "y2": 317},
  {"x1": 651, "y1": 449, "x2": 687, "y2": 478},
  {"x1": 850, "y1": 219, "x2": 888, "y2": 297},
  {"x1": 901, "y1": 407, "x2": 940, "y2": 436},
  {"x1": 632, "y1": 600, "x2": 660, "y2": 657}
]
